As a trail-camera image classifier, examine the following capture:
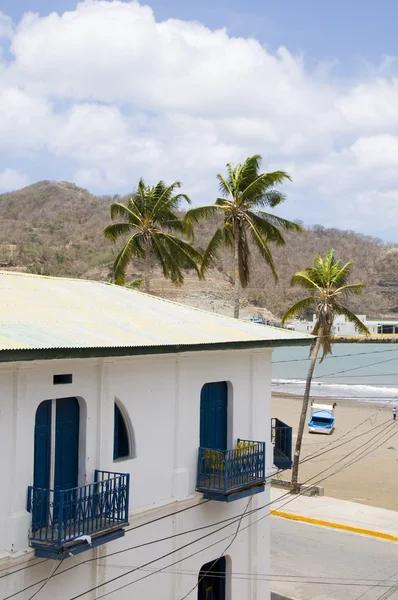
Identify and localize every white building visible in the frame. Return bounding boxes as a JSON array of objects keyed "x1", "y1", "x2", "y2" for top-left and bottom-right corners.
[
  {"x1": 294, "y1": 314, "x2": 398, "y2": 337},
  {"x1": 0, "y1": 271, "x2": 311, "y2": 600}
]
